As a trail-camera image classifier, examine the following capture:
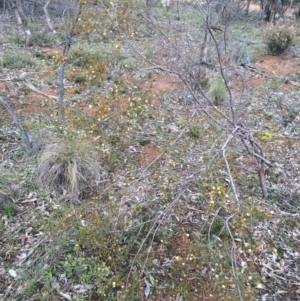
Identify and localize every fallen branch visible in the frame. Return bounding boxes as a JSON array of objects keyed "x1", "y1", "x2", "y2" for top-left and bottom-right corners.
[
  {"x1": 0, "y1": 96, "x2": 32, "y2": 154},
  {"x1": 24, "y1": 82, "x2": 57, "y2": 100}
]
